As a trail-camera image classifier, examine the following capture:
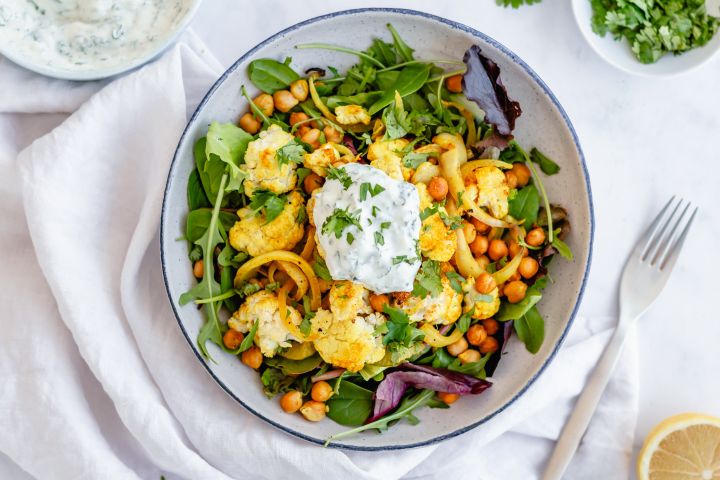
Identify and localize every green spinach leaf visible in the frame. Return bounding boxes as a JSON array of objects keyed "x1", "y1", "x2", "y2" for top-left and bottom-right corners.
[
  {"x1": 248, "y1": 58, "x2": 300, "y2": 93},
  {"x1": 326, "y1": 381, "x2": 374, "y2": 426},
  {"x1": 496, "y1": 286, "x2": 542, "y2": 321},
  {"x1": 514, "y1": 306, "x2": 545, "y2": 353},
  {"x1": 368, "y1": 64, "x2": 431, "y2": 115},
  {"x1": 530, "y1": 148, "x2": 560, "y2": 175},
  {"x1": 508, "y1": 184, "x2": 540, "y2": 227}
]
